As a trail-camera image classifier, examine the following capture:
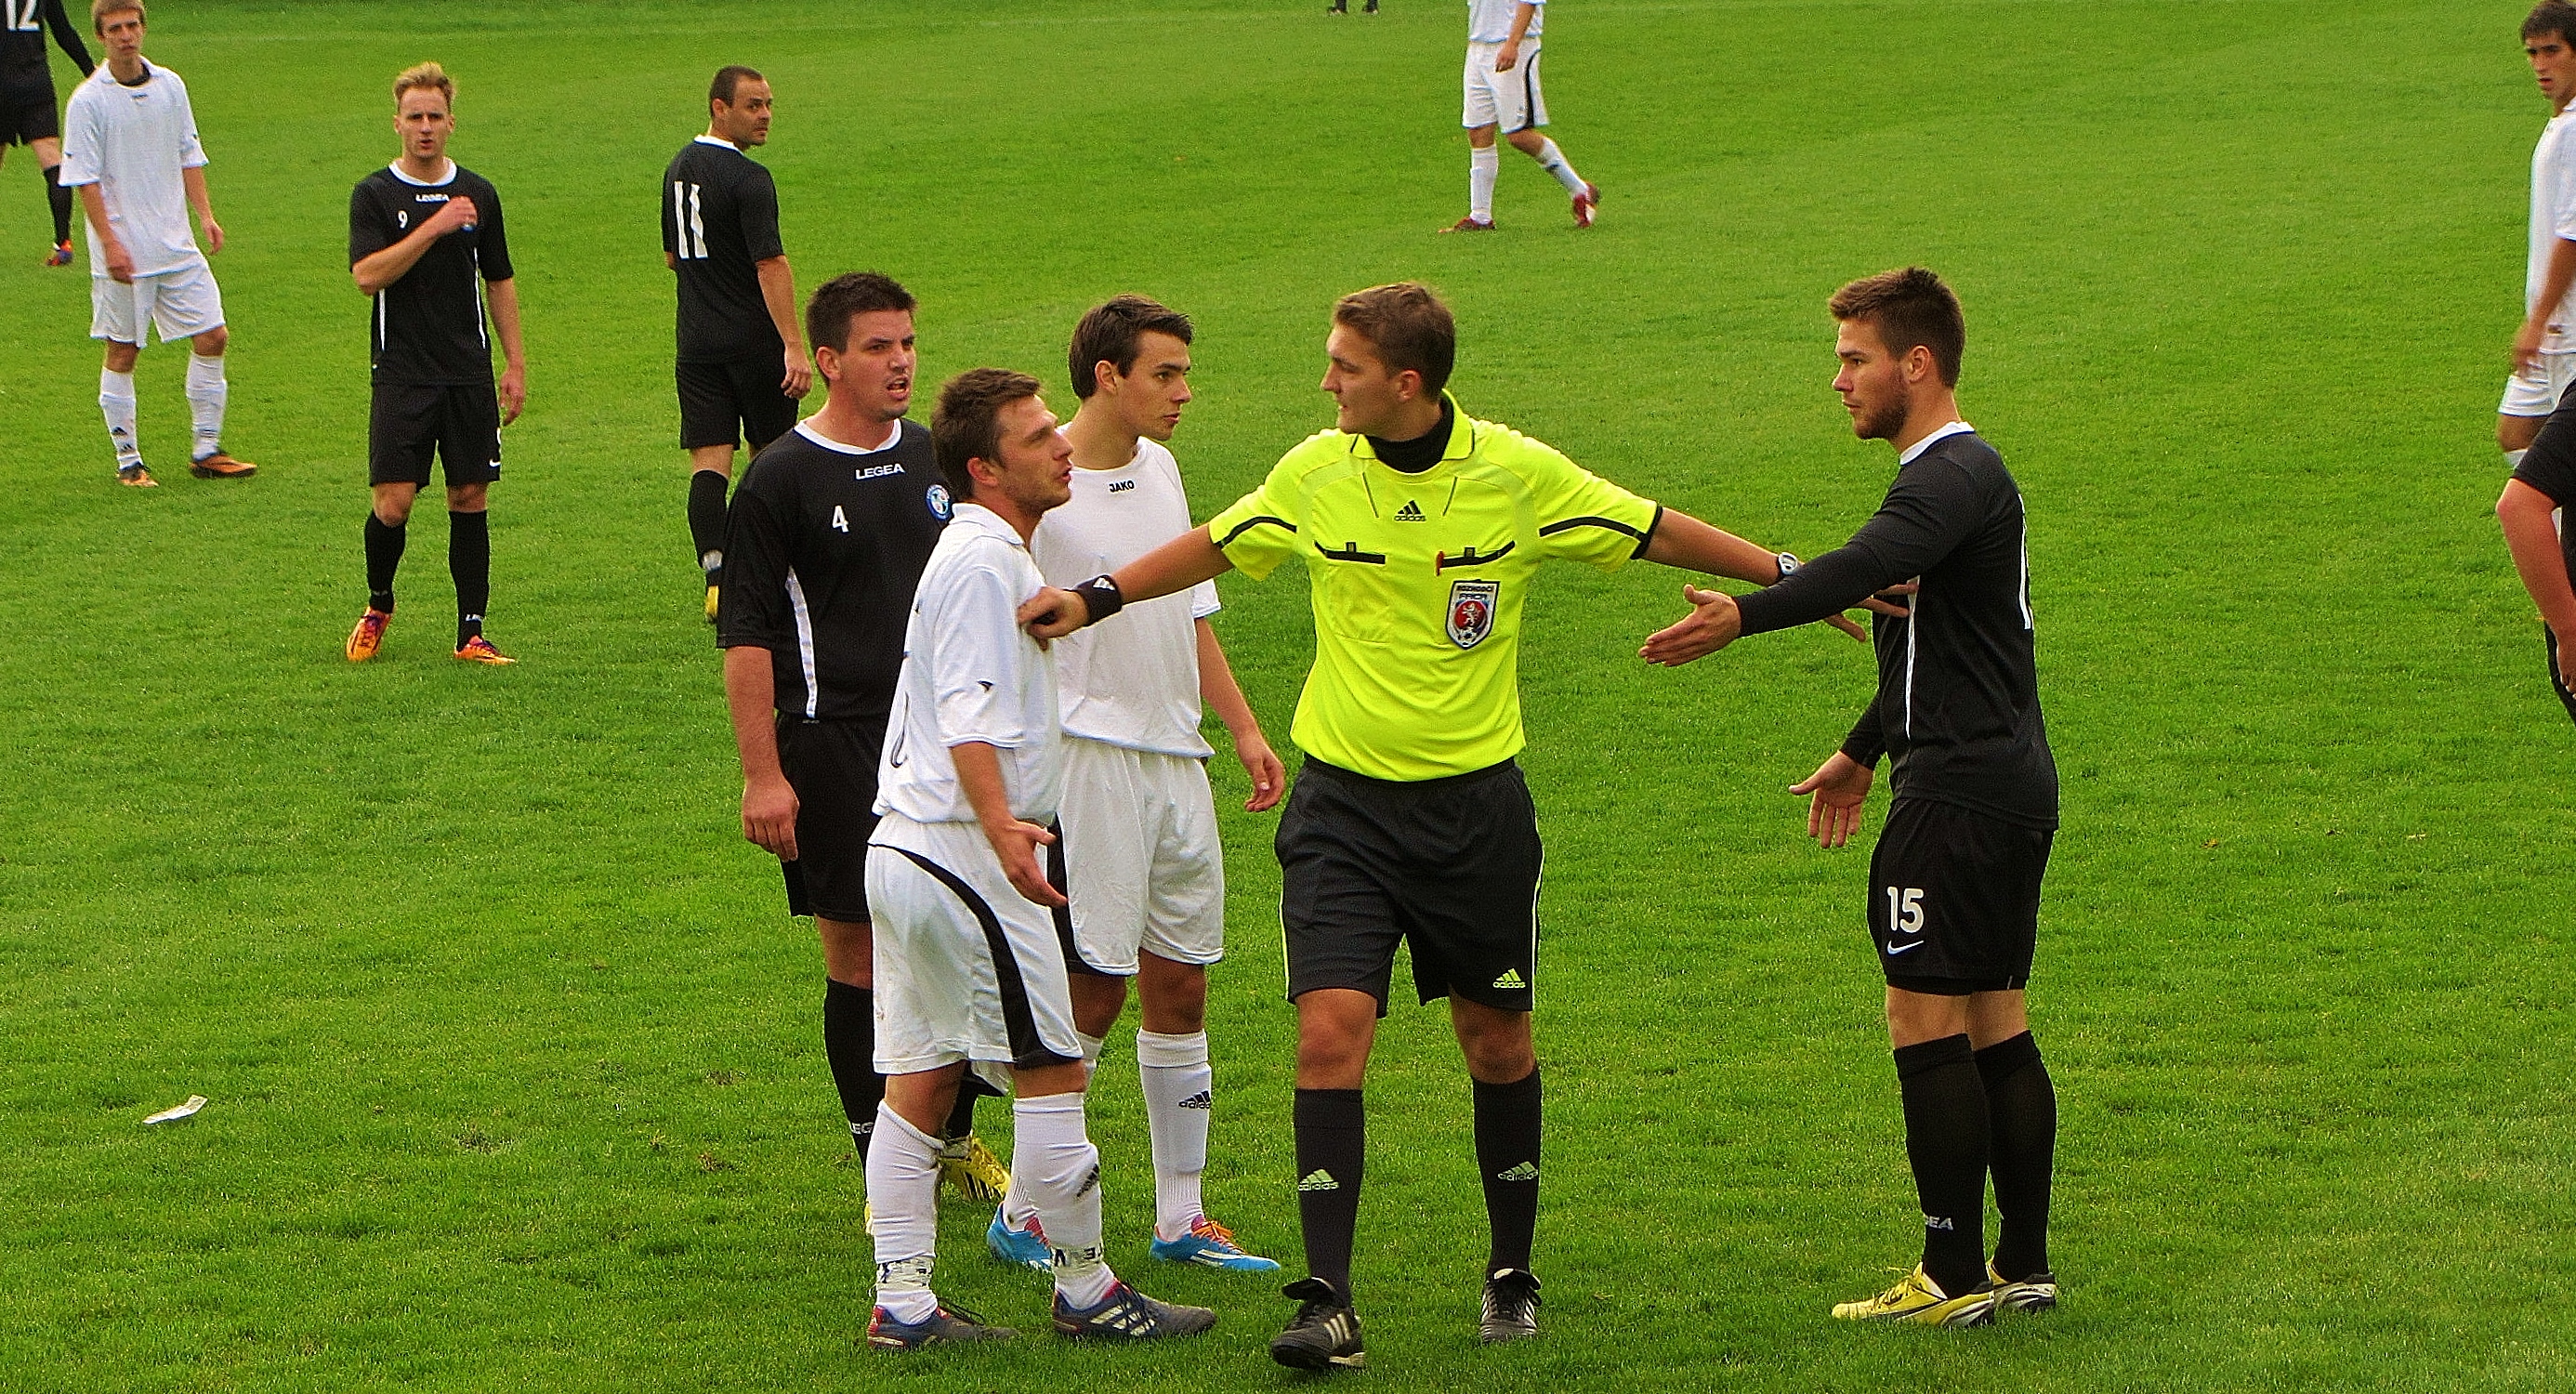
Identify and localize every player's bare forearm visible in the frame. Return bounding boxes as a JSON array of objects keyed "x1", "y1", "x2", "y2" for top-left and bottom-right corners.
[
  {"x1": 485, "y1": 278, "x2": 526, "y2": 370},
  {"x1": 352, "y1": 223, "x2": 445, "y2": 294},
  {"x1": 1196, "y1": 617, "x2": 1284, "y2": 812},
  {"x1": 2499, "y1": 480, "x2": 2576, "y2": 636},
  {"x1": 180, "y1": 165, "x2": 219, "y2": 252},
  {"x1": 952, "y1": 741, "x2": 1068, "y2": 908},
  {"x1": 756, "y1": 256, "x2": 804, "y2": 356},
  {"x1": 722, "y1": 646, "x2": 785, "y2": 784},
  {"x1": 1639, "y1": 509, "x2": 1786, "y2": 584}
]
